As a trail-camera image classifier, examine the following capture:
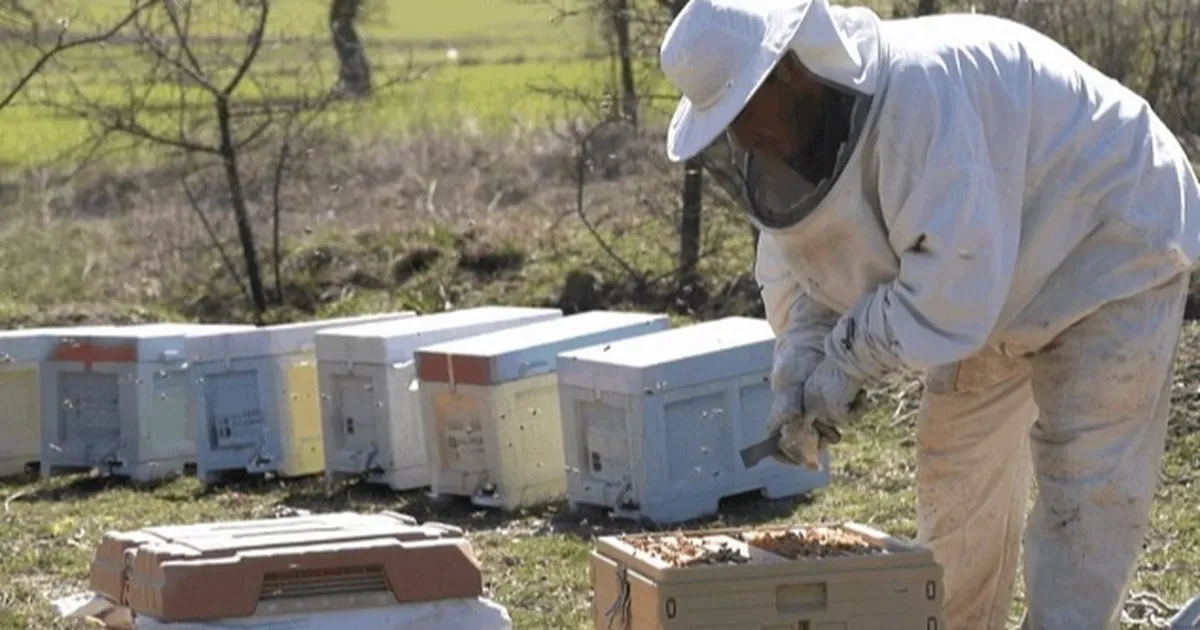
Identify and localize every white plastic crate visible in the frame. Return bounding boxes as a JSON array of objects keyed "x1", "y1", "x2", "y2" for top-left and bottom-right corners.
[
  {"x1": 0, "y1": 326, "x2": 120, "y2": 477},
  {"x1": 317, "y1": 306, "x2": 563, "y2": 491},
  {"x1": 416, "y1": 311, "x2": 672, "y2": 511},
  {"x1": 556, "y1": 316, "x2": 831, "y2": 525},
  {"x1": 40, "y1": 323, "x2": 254, "y2": 481},
  {"x1": 187, "y1": 312, "x2": 417, "y2": 484}
]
